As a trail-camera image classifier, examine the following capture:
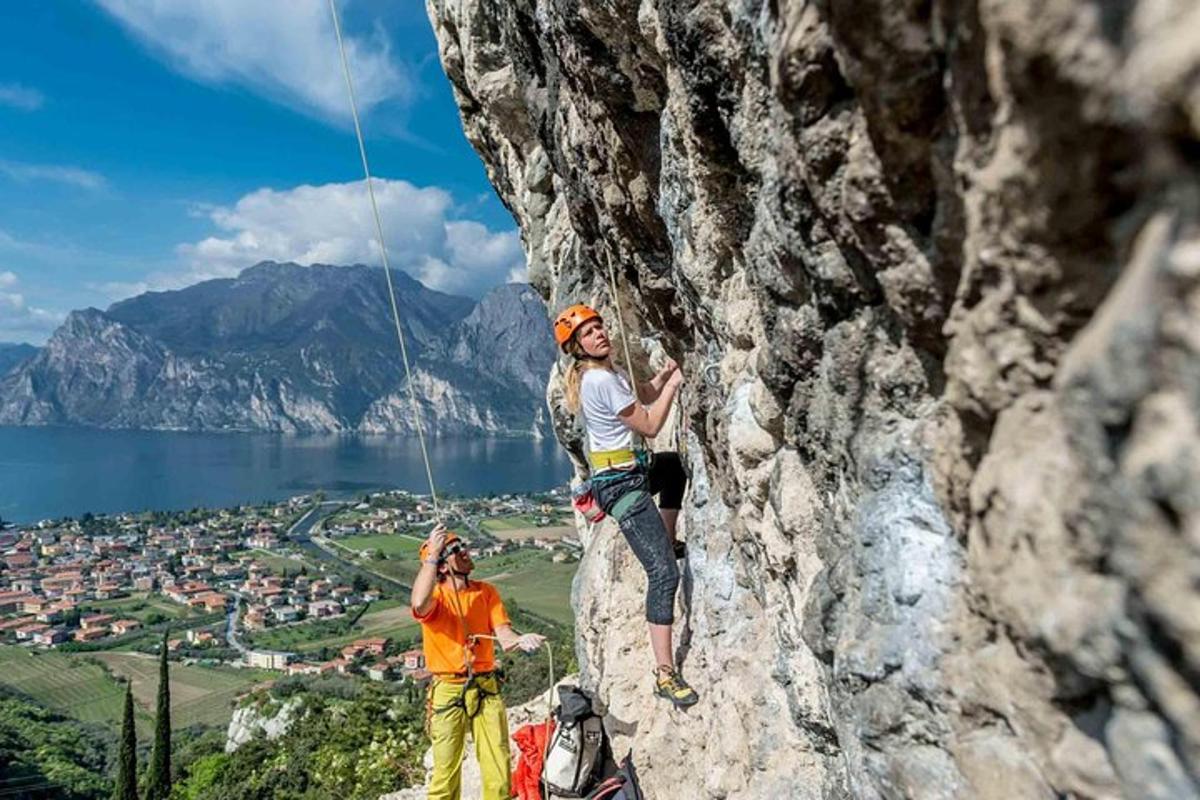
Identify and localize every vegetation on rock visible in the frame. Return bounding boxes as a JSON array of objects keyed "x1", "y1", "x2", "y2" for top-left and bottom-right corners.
[{"x1": 0, "y1": 687, "x2": 113, "y2": 799}]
